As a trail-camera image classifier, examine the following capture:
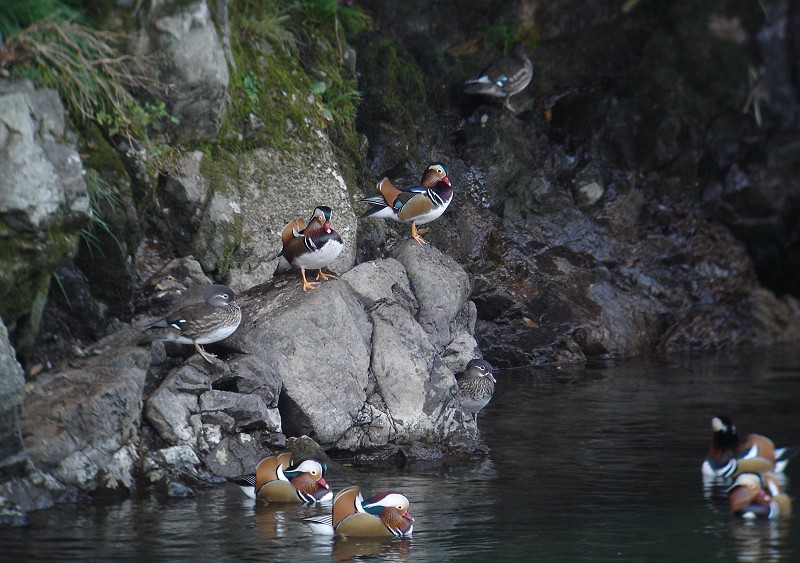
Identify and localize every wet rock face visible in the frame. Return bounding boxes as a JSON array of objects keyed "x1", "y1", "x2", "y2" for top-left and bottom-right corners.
[{"x1": 350, "y1": 0, "x2": 800, "y2": 364}]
